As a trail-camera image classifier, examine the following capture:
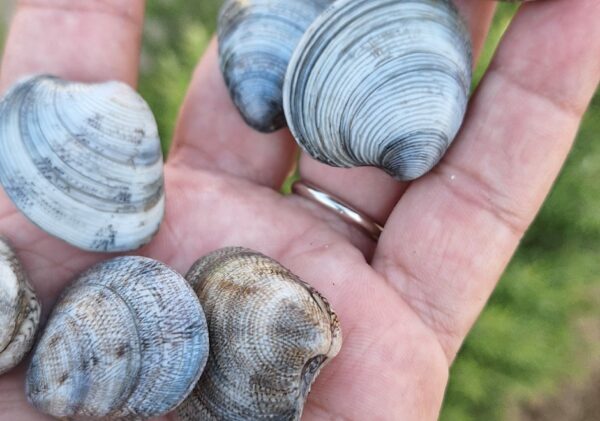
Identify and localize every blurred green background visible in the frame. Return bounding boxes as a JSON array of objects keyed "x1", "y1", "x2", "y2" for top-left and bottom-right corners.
[{"x1": 1, "y1": 2, "x2": 599, "y2": 420}]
